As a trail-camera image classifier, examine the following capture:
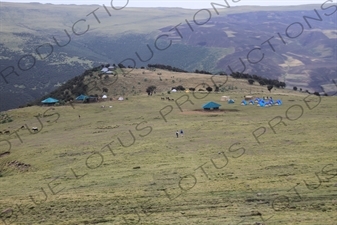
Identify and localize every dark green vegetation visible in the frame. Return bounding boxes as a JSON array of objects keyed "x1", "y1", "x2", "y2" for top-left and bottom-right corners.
[
  {"x1": 0, "y1": 113, "x2": 13, "y2": 124},
  {"x1": 0, "y1": 2, "x2": 336, "y2": 112}
]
